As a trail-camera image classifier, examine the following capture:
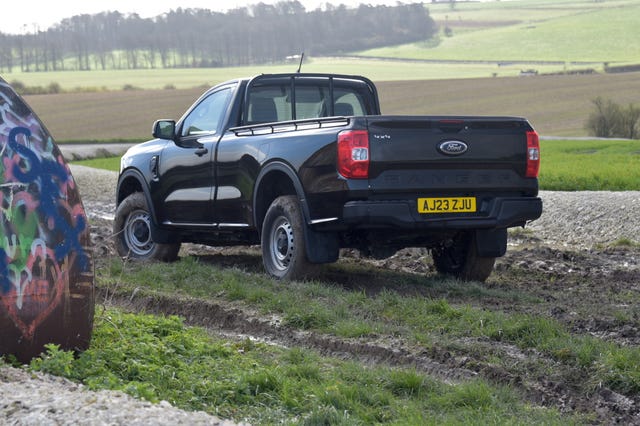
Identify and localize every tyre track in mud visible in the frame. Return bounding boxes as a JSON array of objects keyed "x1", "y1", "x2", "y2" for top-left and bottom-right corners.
[{"x1": 97, "y1": 263, "x2": 639, "y2": 425}]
